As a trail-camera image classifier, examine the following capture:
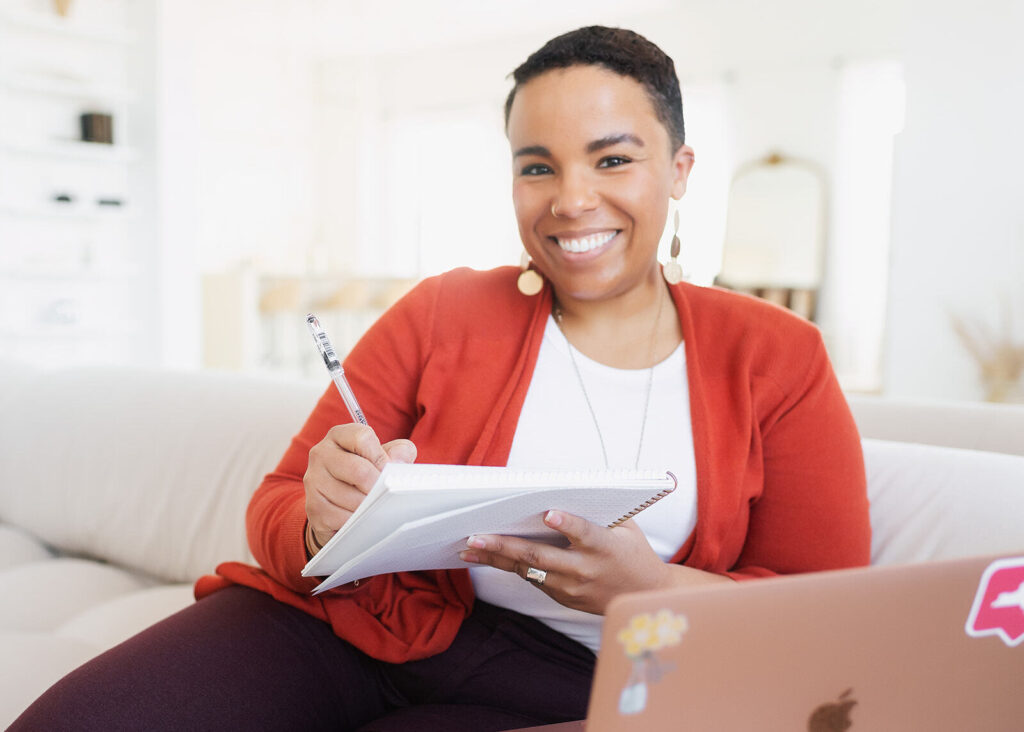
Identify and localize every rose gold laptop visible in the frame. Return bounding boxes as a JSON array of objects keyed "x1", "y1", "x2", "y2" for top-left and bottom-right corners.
[{"x1": 515, "y1": 553, "x2": 1024, "y2": 731}]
